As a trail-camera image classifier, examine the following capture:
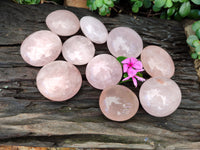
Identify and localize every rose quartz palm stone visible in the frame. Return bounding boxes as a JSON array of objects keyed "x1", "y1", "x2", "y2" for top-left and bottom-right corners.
[
  {"x1": 20, "y1": 30, "x2": 62, "y2": 67},
  {"x1": 46, "y1": 10, "x2": 80, "y2": 36},
  {"x1": 80, "y1": 16, "x2": 108, "y2": 44},
  {"x1": 62, "y1": 35, "x2": 95, "y2": 65},
  {"x1": 86, "y1": 54, "x2": 122, "y2": 90},
  {"x1": 139, "y1": 77, "x2": 182, "y2": 117},
  {"x1": 36, "y1": 61, "x2": 82, "y2": 101},
  {"x1": 141, "y1": 45, "x2": 175, "y2": 78},
  {"x1": 107, "y1": 27, "x2": 143, "y2": 58},
  {"x1": 99, "y1": 85, "x2": 139, "y2": 121}
]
